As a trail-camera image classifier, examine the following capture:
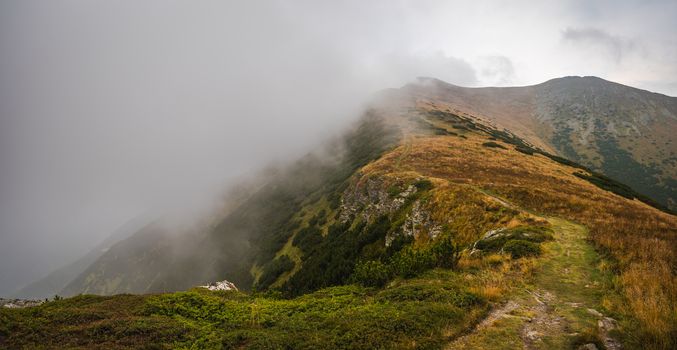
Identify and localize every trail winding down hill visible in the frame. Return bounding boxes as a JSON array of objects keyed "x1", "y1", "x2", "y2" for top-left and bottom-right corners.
[{"x1": 448, "y1": 213, "x2": 621, "y2": 350}]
